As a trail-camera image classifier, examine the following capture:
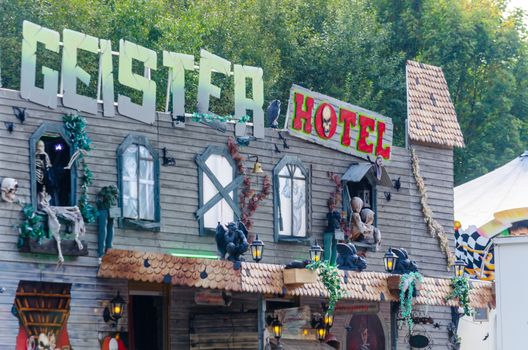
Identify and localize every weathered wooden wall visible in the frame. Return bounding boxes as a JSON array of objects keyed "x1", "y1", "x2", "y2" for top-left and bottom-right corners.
[{"x1": 0, "y1": 87, "x2": 457, "y2": 349}]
